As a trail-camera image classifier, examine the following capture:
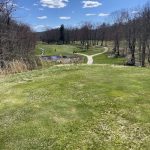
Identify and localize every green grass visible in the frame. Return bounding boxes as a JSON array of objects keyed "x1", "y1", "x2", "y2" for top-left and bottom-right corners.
[
  {"x1": 35, "y1": 42, "x2": 80, "y2": 56},
  {"x1": 36, "y1": 42, "x2": 104, "y2": 56},
  {"x1": 0, "y1": 65, "x2": 150, "y2": 149},
  {"x1": 35, "y1": 42, "x2": 87, "y2": 64},
  {"x1": 94, "y1": 53, "x2": 126, "y2": 65},
  {"x1": 77, "y1": 46, "x2": 105, "y2": 55}
]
